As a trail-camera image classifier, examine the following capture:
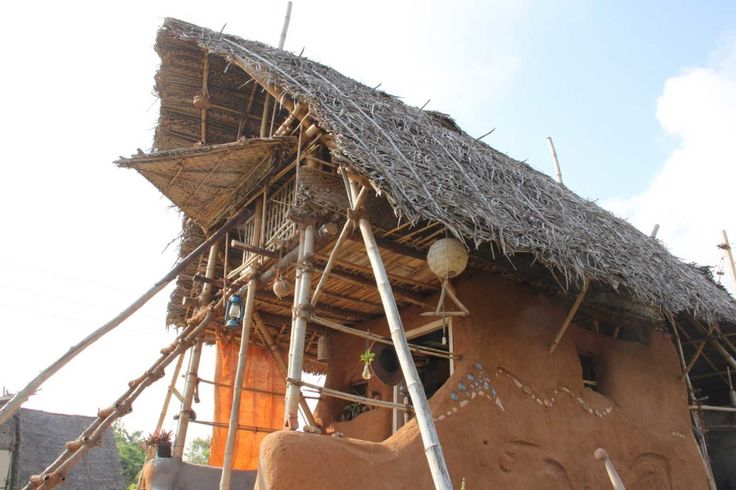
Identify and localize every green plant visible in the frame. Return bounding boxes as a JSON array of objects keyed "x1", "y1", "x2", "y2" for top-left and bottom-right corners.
[
  {"x1": 359, "y1": 350, "x2": 375, "y2": 364},
  {"x1": 113, "y1": 421, "x2": 145, "y2": 488},
  {"x1": 184, "y1": 436, "x2": 211, "y2": 465}
]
